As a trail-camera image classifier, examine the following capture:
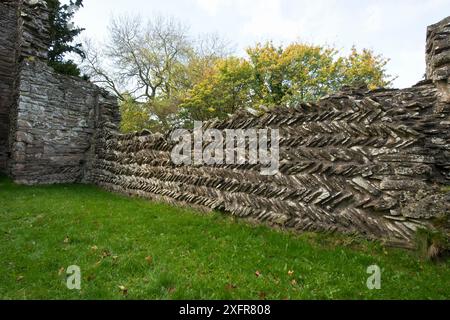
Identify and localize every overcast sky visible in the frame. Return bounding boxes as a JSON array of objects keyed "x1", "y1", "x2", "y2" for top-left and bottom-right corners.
[{"x1": 72, "y1": 0, "x2": 450, "y2": 88}]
